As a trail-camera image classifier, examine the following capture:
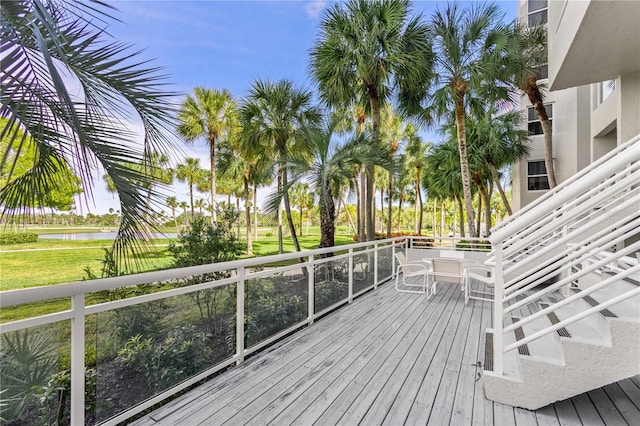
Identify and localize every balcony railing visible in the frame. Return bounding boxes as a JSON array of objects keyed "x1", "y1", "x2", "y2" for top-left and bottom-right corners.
[{"x1": 1, "y1": 235, "x2": 487, "y2": 426}]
